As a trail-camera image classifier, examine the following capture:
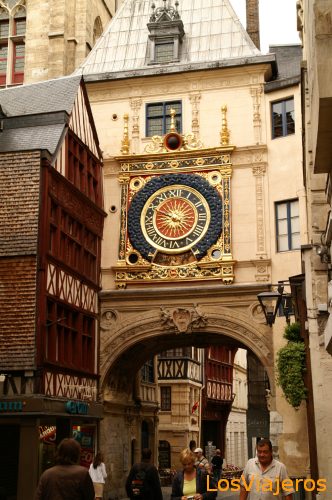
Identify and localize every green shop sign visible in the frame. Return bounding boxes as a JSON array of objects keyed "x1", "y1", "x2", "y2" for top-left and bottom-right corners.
[{"x1": 0, "y1": 401, "x2": 24, "y2": 412}]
